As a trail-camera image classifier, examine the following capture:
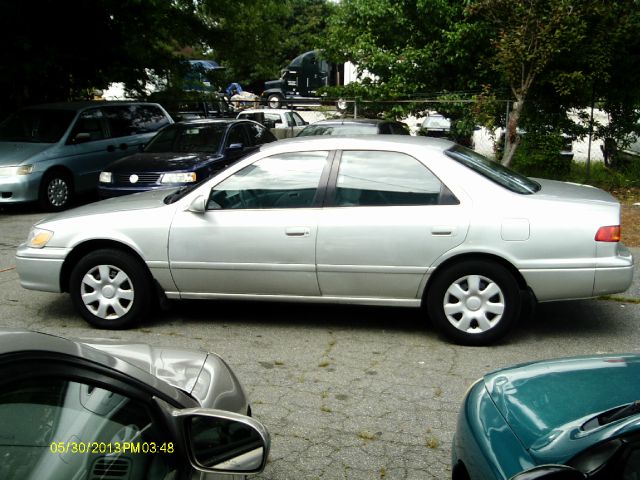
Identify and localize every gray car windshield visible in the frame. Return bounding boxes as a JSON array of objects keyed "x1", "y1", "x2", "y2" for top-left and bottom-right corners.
[
  {"x1": 0, "y1": 109, "x2": 76, "y2": 143},
  {"x1": 445, "y1": 145, "x2": 540, "y2": 194},
  {"x1": 145, "y1": 124, "x2": 226, "y2": 154},
  {"x1": 297, "y1": 124, "x2": 377, "y2": 136}
]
